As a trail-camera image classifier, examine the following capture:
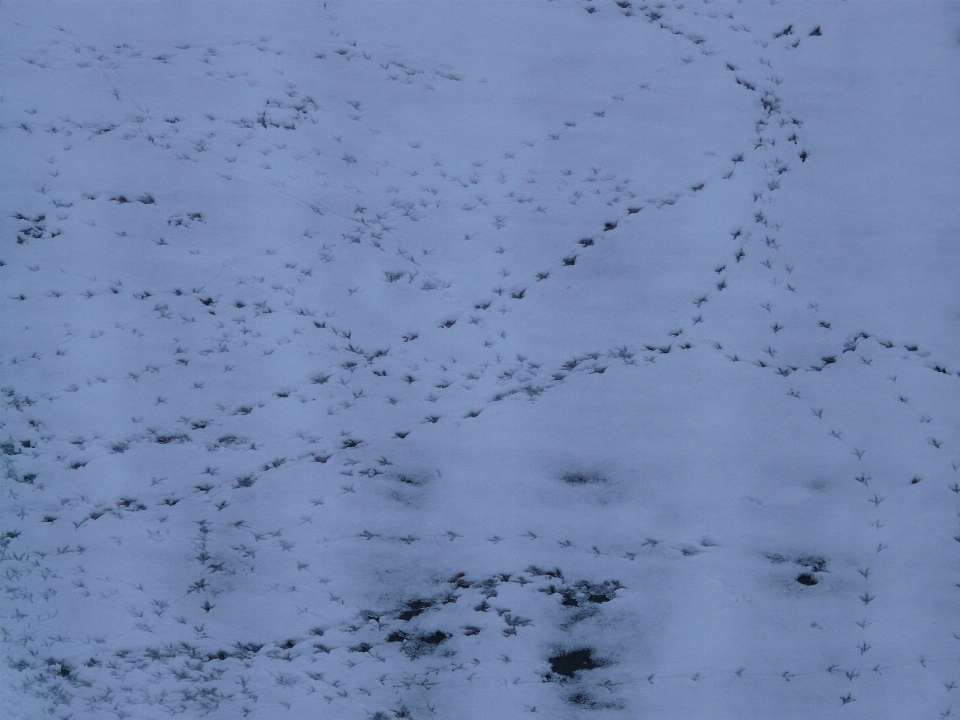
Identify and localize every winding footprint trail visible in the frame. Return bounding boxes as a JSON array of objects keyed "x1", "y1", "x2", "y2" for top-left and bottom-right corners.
[{"x1": 2, "y1": 1, "x2": 958, "y2": 718}]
